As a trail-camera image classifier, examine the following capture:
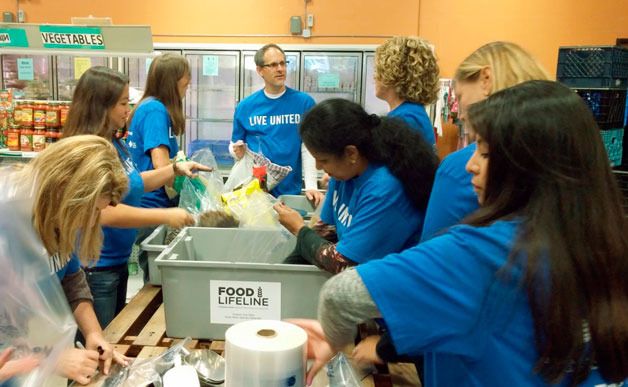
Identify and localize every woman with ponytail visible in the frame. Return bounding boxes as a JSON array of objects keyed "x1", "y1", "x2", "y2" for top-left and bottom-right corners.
[{"x1": 275, "y1": 98, "x2": 438, "y2": 274}]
